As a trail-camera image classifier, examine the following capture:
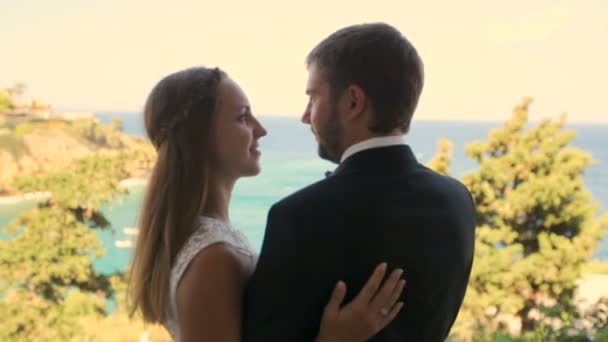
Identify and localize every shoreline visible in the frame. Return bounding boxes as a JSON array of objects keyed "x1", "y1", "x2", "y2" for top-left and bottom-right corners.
[
  {"x1": 118, "y1": 177, "x2": 148, "y2": 188},
  {"x1": 0, "y1": 177, "x2": 148, "y2": 205},
  {"x1": 0, "y1": 191, "x2": 51, "y2": 205}
]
